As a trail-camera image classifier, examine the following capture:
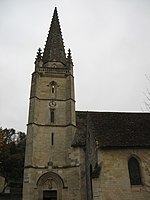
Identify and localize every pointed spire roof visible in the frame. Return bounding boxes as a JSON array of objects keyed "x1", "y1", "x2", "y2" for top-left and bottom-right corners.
[{"x1": 43, "y1": 7, "x2": 66, "y2": 65}]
